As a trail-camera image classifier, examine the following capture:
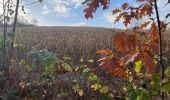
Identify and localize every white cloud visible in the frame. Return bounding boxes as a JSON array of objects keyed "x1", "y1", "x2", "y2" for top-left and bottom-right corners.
[
  {"x1": 41, "y1": 4, "x2": 51, "y2": 14},
  {"x1": 103, "y1": 12, "x2": 125, "y2": 28},
  {"x1": 72, "y1": 0, "x2": 84, "y2": 8},
  {"x1": 43, "y1": 0, "x2": 83, "y2": 15},
  {"x1": 68, "y1": 22, "x2": 87, "y2": 26},
  {"x1": 54, "y1": 5, "x2": 70, "y2": 14}
]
